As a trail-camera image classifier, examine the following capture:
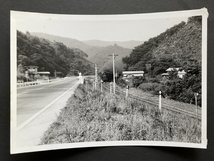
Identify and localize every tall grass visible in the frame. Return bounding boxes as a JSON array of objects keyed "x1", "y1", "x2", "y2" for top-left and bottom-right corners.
[{"x1": 40, "y1": 83, "x2": 201, "y2": 144}]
